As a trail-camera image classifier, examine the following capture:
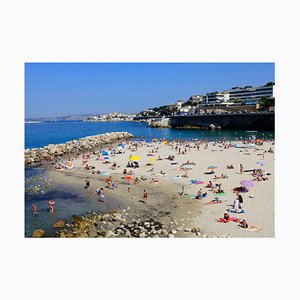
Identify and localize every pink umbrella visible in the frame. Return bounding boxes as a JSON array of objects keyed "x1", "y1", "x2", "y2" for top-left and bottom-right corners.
[{"x1": 240, "y1": 180, "x2": 254, "y2": 187}]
